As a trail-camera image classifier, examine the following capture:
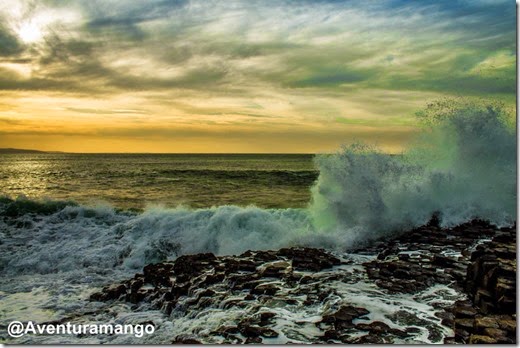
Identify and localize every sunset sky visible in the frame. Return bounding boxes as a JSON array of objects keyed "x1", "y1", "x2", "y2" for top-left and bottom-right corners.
[{"x1": 0, "y1": 0, "x2": 515, "y2": 153}]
